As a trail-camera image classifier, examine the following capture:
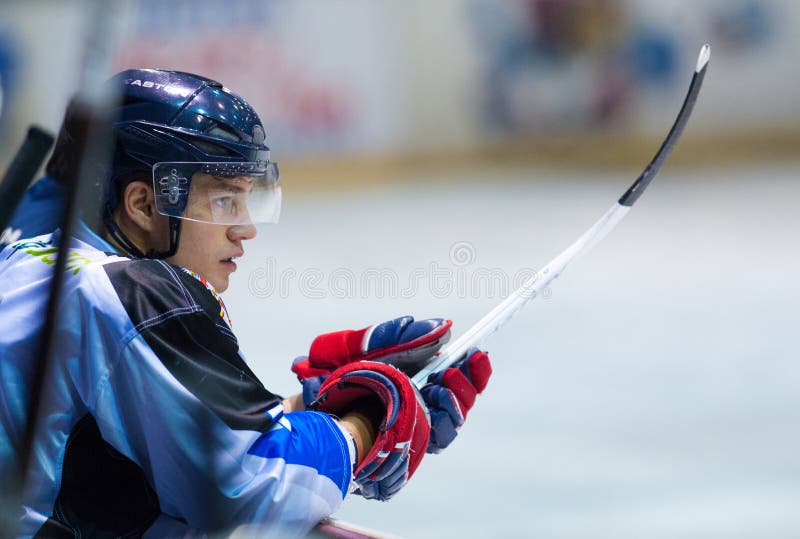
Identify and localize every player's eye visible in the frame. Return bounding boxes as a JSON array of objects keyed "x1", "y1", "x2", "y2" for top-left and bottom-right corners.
[{"x1": 212, "y1": 195, "x2": 235, "y2": 213}]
